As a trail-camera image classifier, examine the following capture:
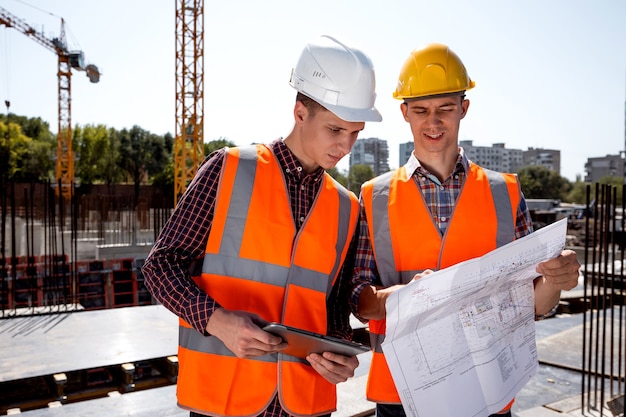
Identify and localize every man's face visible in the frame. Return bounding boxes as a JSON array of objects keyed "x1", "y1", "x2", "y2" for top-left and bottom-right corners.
[
  {"x1": 400, "y1": 95, "x2": 469, "y2": 159},
  {"x1": 297, "y1": 102, "x2": 365, "y2": 171}
]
